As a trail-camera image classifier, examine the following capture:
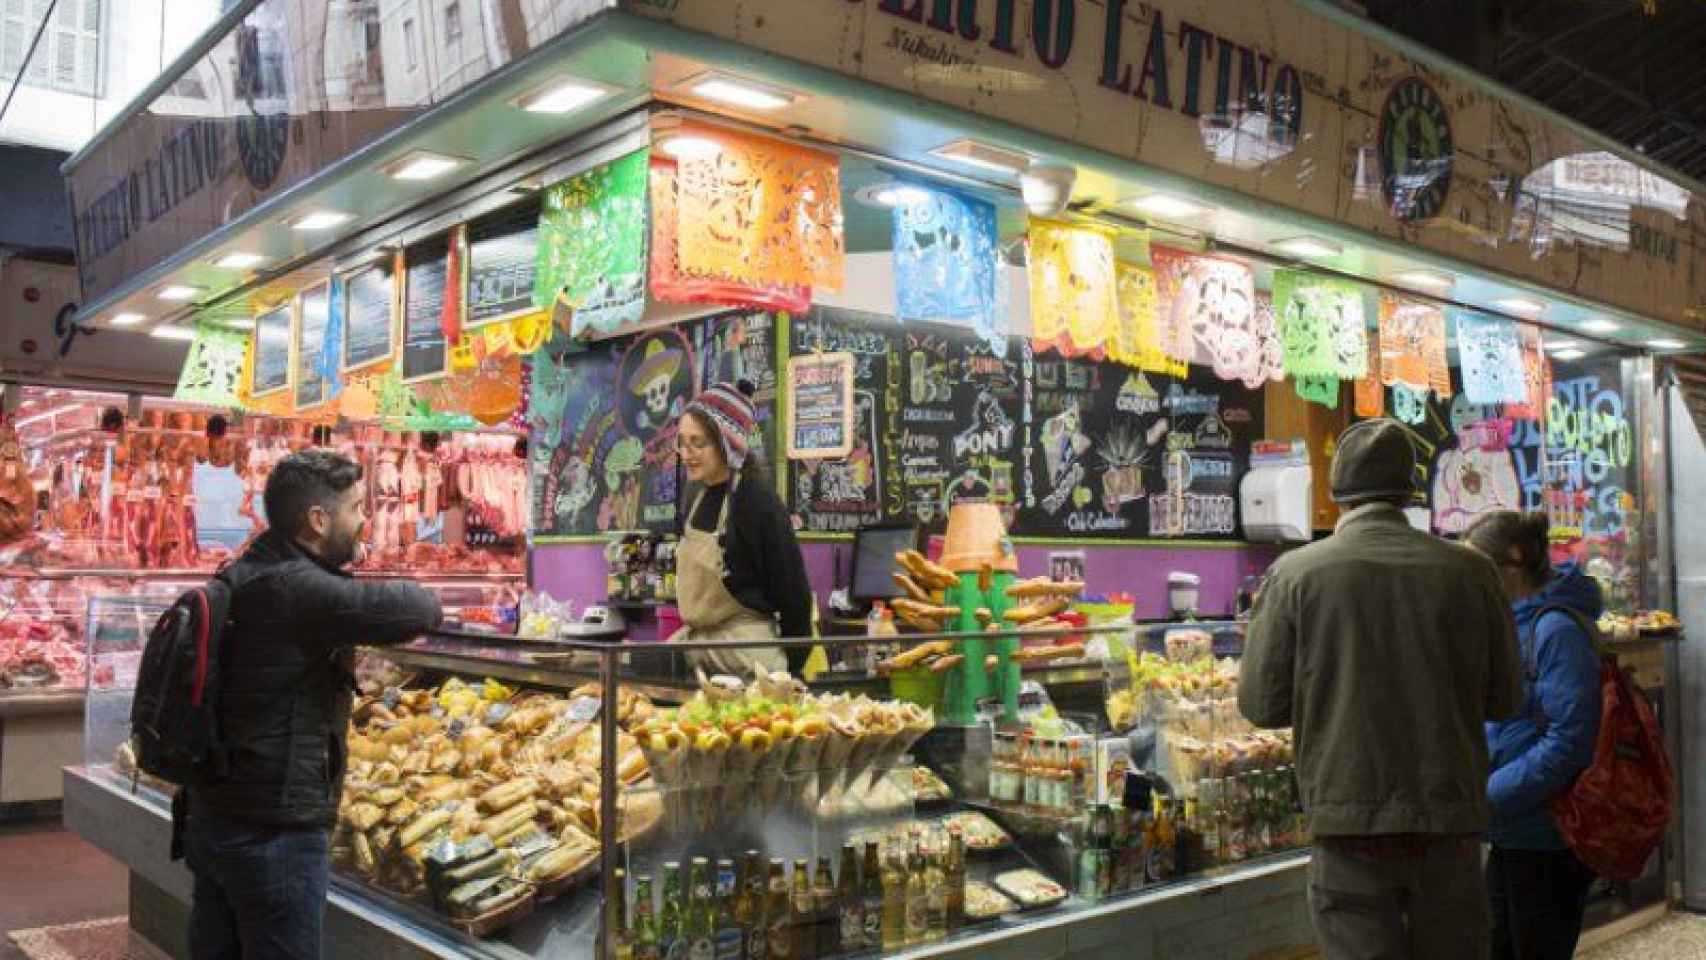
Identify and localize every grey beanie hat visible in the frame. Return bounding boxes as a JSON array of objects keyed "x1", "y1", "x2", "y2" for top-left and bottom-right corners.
[{"x1": 1330, "y1": 418, "x2": 1419, "y2": 504}]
